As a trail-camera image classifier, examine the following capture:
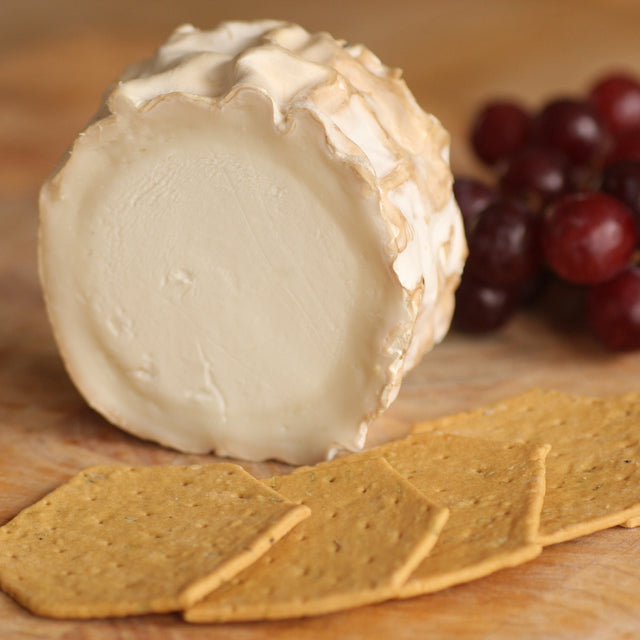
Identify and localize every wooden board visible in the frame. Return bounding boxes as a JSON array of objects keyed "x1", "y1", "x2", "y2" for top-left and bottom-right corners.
[{"x1": 2, "y1": 0, "x2": 640, "y2": 637}]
